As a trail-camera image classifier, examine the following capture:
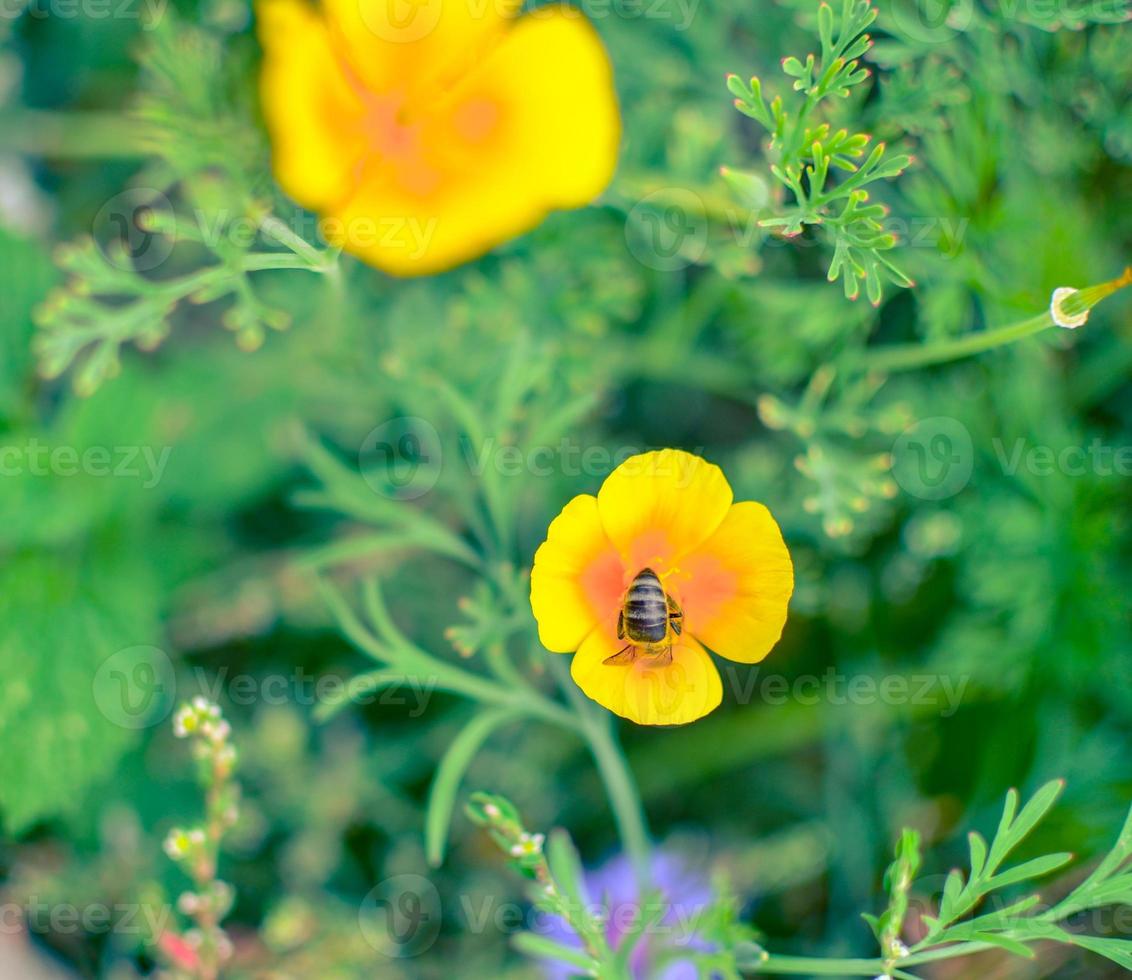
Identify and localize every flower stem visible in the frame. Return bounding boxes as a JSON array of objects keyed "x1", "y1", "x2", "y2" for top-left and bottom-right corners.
[
  {"x1": 547, "y1": 657, "x2": 652, "y2": 885},
  {"x1": 857, "y1": 266, "x2": 1132, "y2": 375},
  {"x1": 858, "y1": 311, "x2": 1052, "y2": 374},
  {"x1": 745, "y1": 940, "x2": 1003, "y2": 976},
  {"x1": 0, "y1": 110, "x2": 150, "y2": 157},
  {"x1": 746, "y1": 955, "x2": 888, "y2": 976},
  {"x1": 582, "y1": 711, "x2": 652, "y2": 885}
]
